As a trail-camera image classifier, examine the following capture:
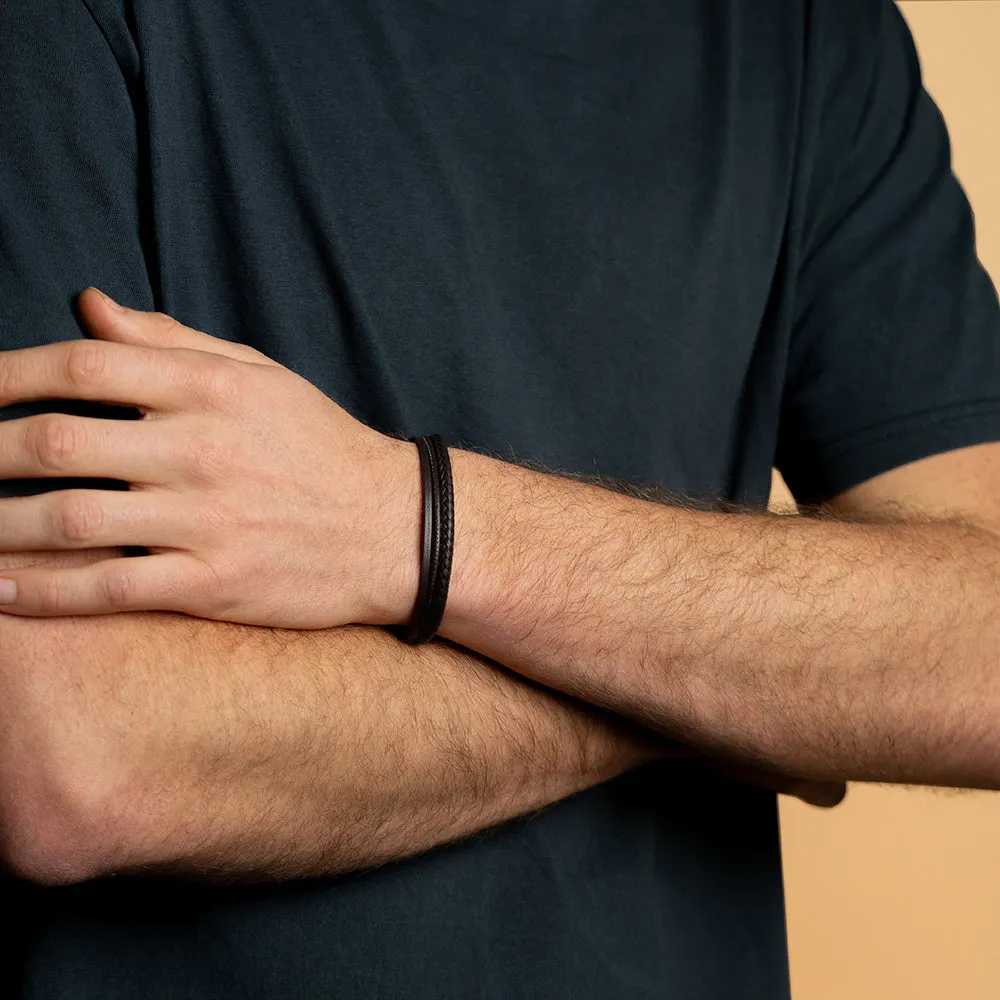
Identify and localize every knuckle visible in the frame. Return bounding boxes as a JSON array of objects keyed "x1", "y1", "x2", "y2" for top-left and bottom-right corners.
[
  {"x1": 56, "y1": 492, "x2": 104, "y2": 544},
  {"x1": 30, "y1": 415, "x2": 82, "y2": 471},
  {"x1": 198, "y1": 360, "x2": 245, "y2": 410},
  {"x1": 152, "y1": 311, "x2": 182, "y2": 336},
  {"x1": 102, "y1": 566, "x2": 137, "y2": 608},
  {"x1": 194, "y1": 553, "x2": 239, "y2": 608},
  {"x1": 188, "y1": 431, "x2": 234, "y2": 483},
  {"x1": 36, "y1": 576, "x2": 65, "y2": 615},
  {"x1": 0, "y1": 357, "x2": 19, "y2": 399},
  {"x1": 65, "y1": 339, "x2": 108, "y2": 388},
  {"x1": 196, "y1": 501, "x2": 239, "y2": 536},
  {"x1": 207, "y1": 552, "x2": 238, "y2": 590}
]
